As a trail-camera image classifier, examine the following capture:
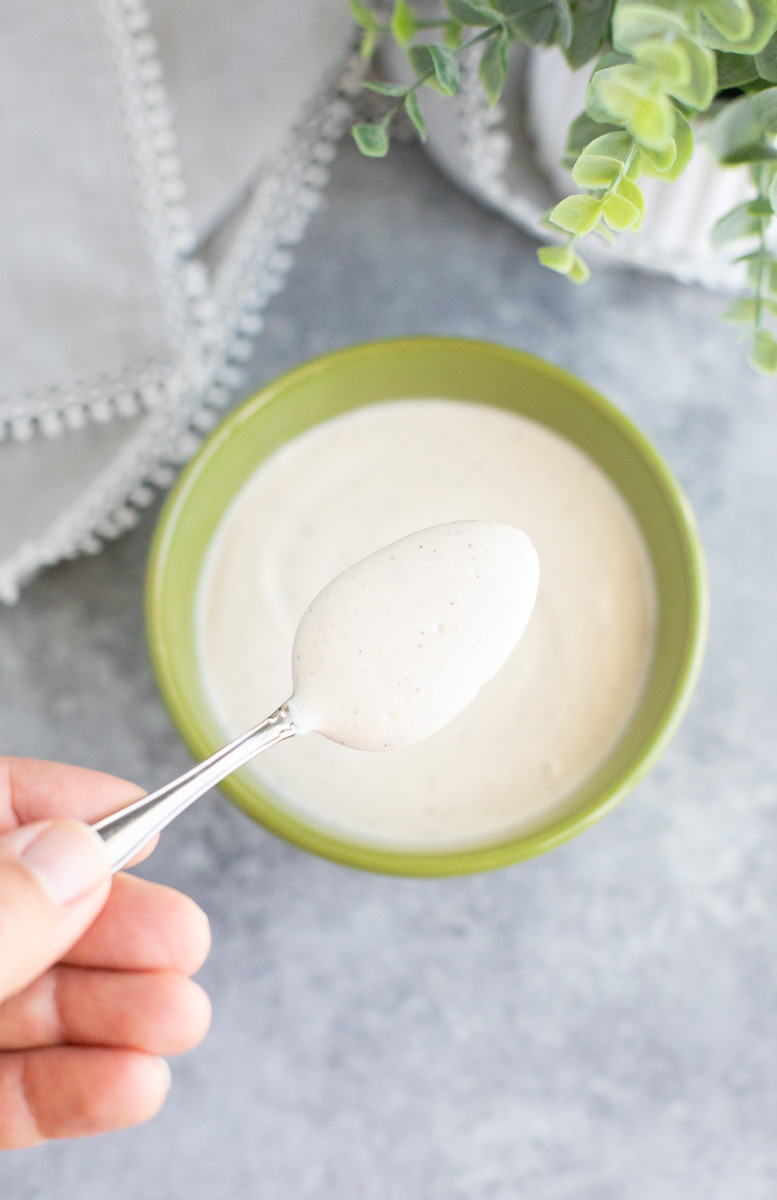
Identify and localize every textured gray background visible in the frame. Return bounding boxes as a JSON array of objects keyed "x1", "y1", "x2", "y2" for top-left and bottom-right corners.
[{"x1": 2, "y1": 140, "x2": 777, "y2": 1198}]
